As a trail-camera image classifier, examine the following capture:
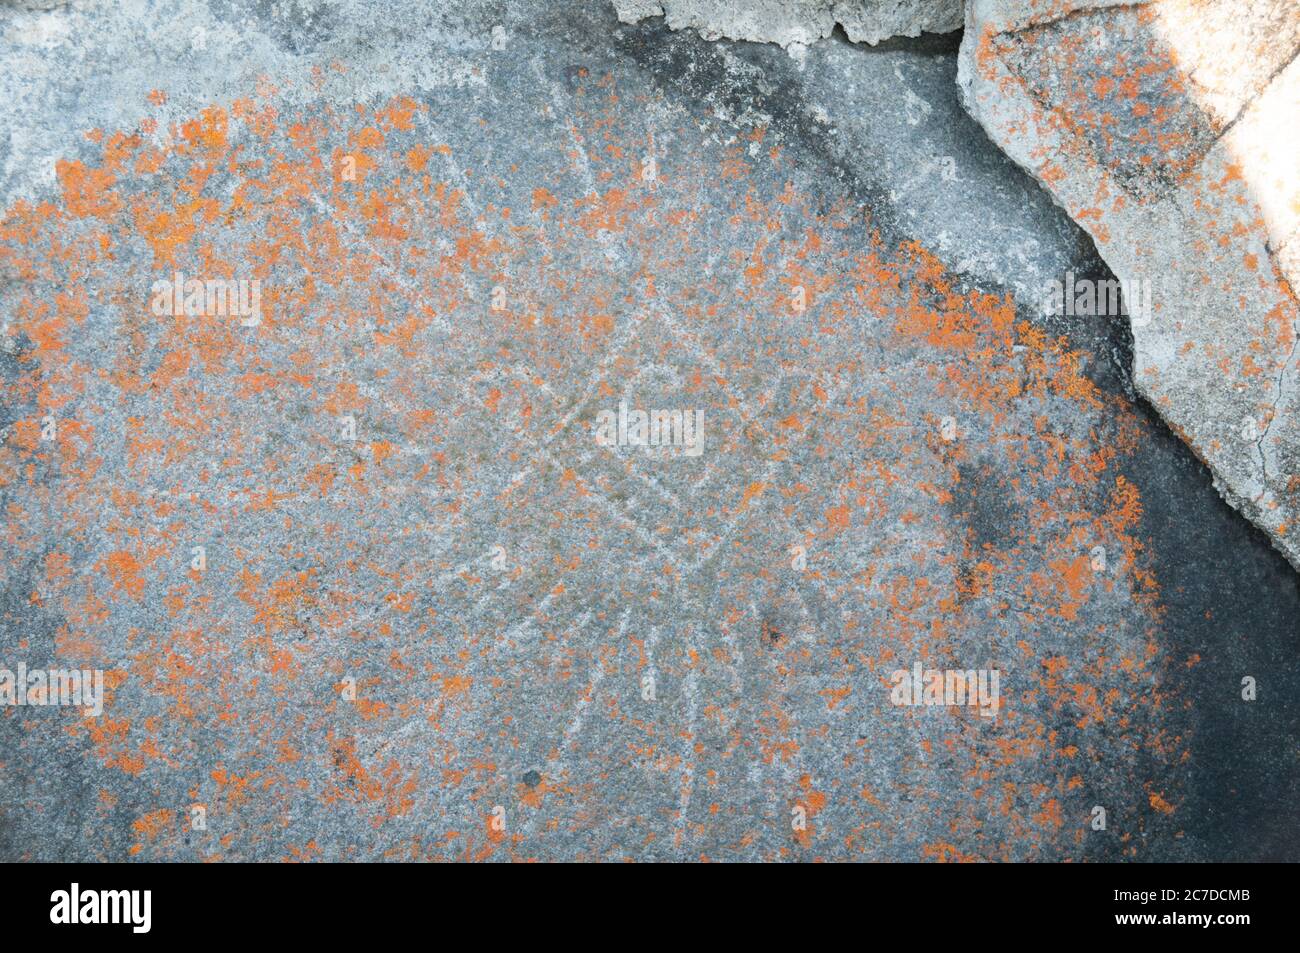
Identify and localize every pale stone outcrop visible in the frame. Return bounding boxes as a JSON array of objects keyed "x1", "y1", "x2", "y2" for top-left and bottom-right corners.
[
  {"x1": 613, "y1": 0, "x2": 964, "y2": 47},
  {"x1": 958, "y1": 0, "x2": 1300, "y2": 569}
]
